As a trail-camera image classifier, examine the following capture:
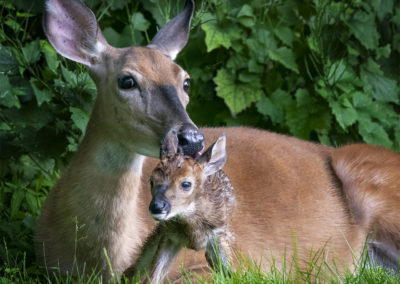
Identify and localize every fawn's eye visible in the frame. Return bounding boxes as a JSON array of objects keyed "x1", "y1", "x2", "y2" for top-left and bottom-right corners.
[
  {"x1": 181, "y1": 181, "x2": 192, "y2": 191},
  {"x1": 118, "y1": 76, "x2": 136, "y2": 89}
]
